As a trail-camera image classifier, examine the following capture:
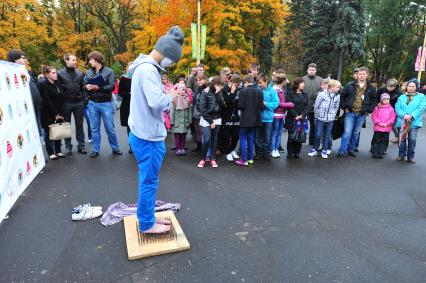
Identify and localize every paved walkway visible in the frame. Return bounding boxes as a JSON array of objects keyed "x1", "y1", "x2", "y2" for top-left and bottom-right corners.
[{"x1": 1, "y1": 113, "x2": 426, "y2": 283}]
